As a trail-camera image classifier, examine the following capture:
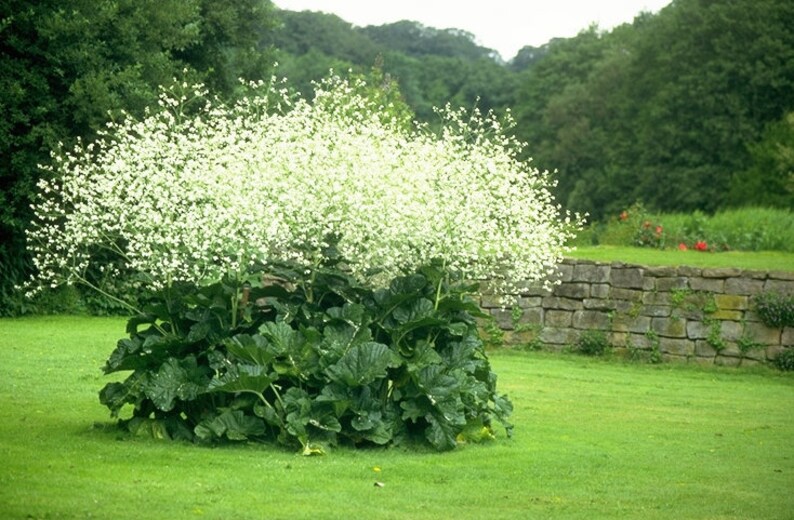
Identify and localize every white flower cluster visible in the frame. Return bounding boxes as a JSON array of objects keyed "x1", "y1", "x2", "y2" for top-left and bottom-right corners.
[{"x1": 27, "y1": 74, "x2": 584, "y2": 299}]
